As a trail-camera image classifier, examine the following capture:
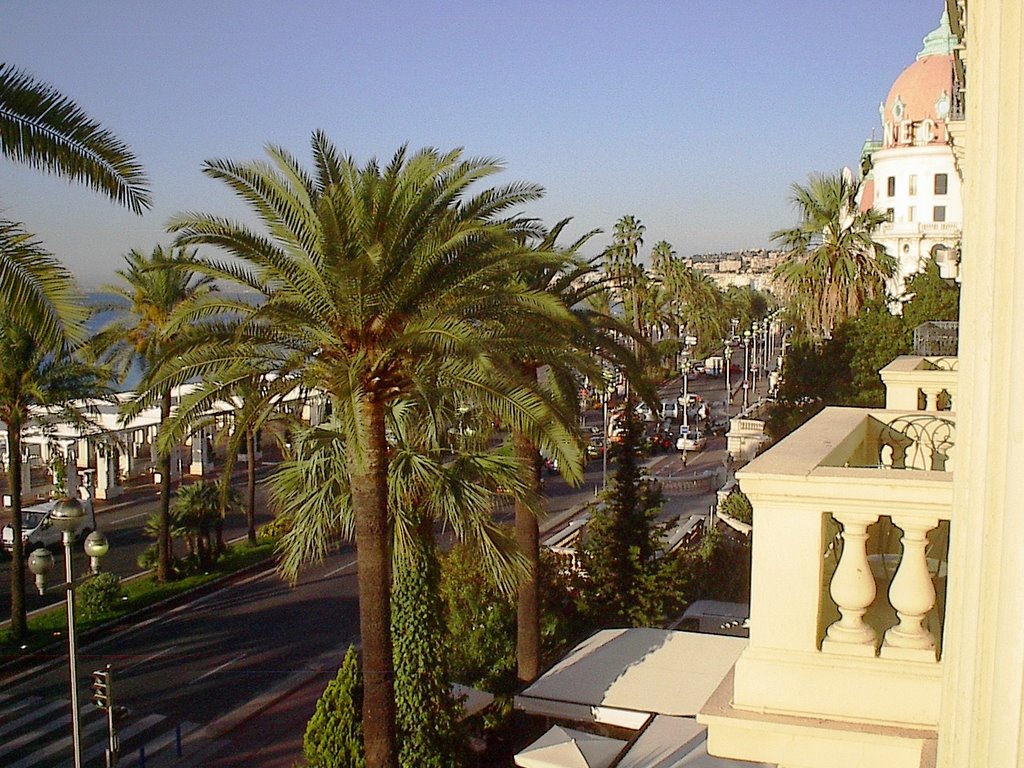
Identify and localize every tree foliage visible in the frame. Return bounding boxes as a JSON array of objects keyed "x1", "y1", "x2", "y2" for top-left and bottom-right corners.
[
  {"x1": 93, "y1": 245, "x2": 217, "y2": 583},
  {"x1": 145, "y1": 136, "x2": 587, "y2": 767},
  {"x1": 901, "y1": 258, "x2": 961, "y2": 331},
  {"x1": 768, "y1": 258, "x2": 960, "y2": 440},
  {"x1": 0, "y1": 62, "x2": 150, "y2": 213},
  {"x1": 0, "y1": 316, "x2": 107, "y2": 639},
  {"x1": 577, "y1": 403, "x2": 677, "y2": 627},
  {"x1": 392, "y1": 528, "x2": 464, "y2": 768},
  {"x1": 304, "y1": 646, "x2": 366, "y2": 768},
  {"x1": 719, "y1": 488, "x2": 753, "y2": 525},
  {"x1": 440, "y1": 542, "x2": 518, "y2": 694},
  {"x1": 77, "y1": 572, "x2": 123, "y2": 619},
  {"x1": 772, "y1": 170, "x2": 895, "y2": 339}
]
